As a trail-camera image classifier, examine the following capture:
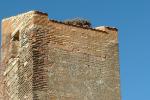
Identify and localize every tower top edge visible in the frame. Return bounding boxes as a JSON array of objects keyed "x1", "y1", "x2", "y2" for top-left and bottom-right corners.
[{"x1": 2, "y1": 10, "x2": 48, "y2": 22}]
